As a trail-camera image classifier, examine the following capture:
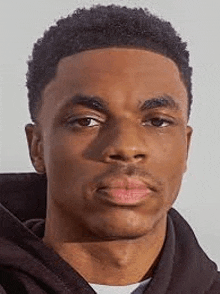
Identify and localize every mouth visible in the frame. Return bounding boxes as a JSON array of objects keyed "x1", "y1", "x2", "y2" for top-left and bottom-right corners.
[{"x1": 96, "y1": 177, "x2": 154, "y2": 206}]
